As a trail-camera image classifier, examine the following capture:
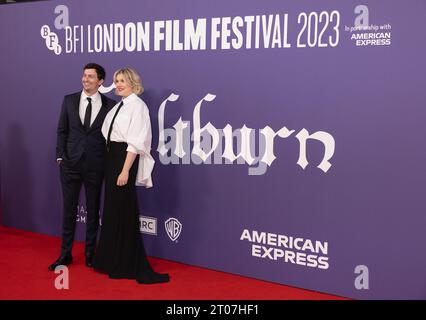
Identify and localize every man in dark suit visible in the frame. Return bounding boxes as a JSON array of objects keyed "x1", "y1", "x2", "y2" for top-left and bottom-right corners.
[{"x1": 49, "y1": 63, "x2": 116, "y2": 271}]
